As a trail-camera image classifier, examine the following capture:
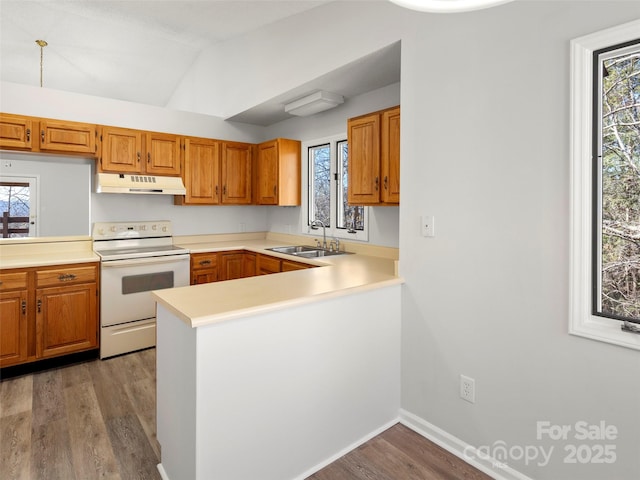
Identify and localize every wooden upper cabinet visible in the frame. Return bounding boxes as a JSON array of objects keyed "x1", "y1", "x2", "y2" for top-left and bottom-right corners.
[
  {"x1": 100, "y1": 126, "x2": 181, "y2": 175},
  {"x1": 0, "y1": 113, "x2": 34, "y2": 150},
  {"x1": 256, "y1": 138, "x2": 301, "y2": 206},
  {"x1": 348, "y1": 112, "x2": 381, "y2": 205},
  {"x1": 145, "y1": 132, "x2": 181, "y2": 176},
  {"x1": 221, "y1": 141, "x2": 252, "y2": 205},
  {"x1": 99, "y1": 126, "x2": 143, "y2": 173},
  {"x1": 39, "y1": 119, "x2": 97, "y2": 155},
  {"x1": 347, "y1": 106, "x2": 400, "y2": 206},
  {"x1": 1, "y1": 114, "x2": 97, "y2": 155},
  {"x1": 179, "y1": 137, "x2": 221, "y2": 205},
  {"x1": 381, "y1": 107, "x2": 400, "y2": 204}
]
